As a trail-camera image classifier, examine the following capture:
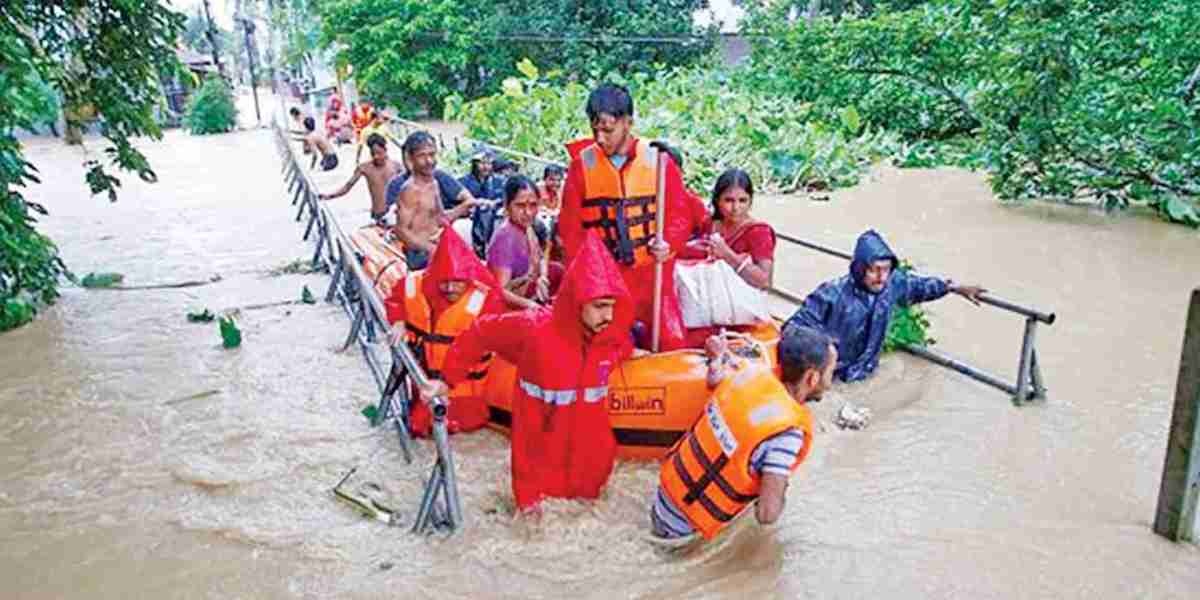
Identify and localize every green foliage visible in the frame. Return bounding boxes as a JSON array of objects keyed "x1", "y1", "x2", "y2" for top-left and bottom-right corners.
[
  {"x1": 317, "y1": 0, "x2": 714, "y2": 115},
  {"x1": 447, "y1": 62, "x2": 902, "y2": 194},
  {"x1": 884, "y1": 262, "x2": 935, "y2": 352},
  {"x1": 219, "y1": 316, "x2": 242, "y2": 348},
  {"x1": 745, "y1": 0, "x2": 1200, "y2": 226},
  {"x1": 186, "y1": 75, "x2": 238, "y2": 135},
  {"x1": 1, "y1": 1, "x2": 184, "y2": 332},
  {"x1": 80, "y1": 272, "x2": 124, "y2": 288},
  {"x1": 187, "y1": 308, "x2": 215, "y2": 323}
]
